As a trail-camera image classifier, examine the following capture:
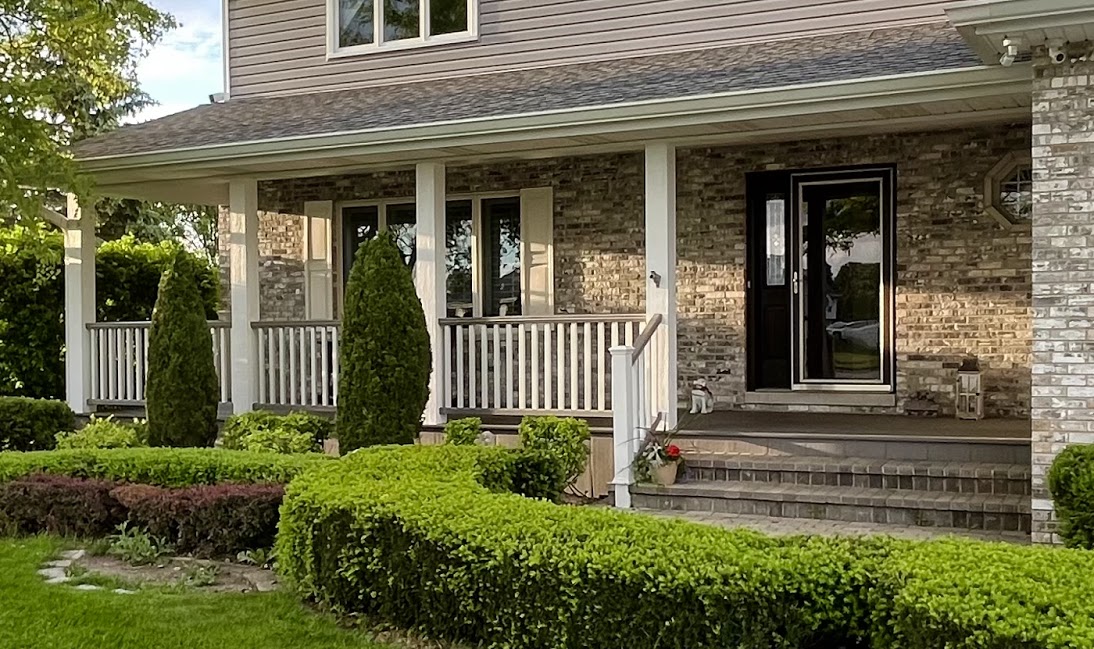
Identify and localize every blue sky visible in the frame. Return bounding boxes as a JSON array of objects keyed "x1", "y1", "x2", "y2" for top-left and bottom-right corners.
[{"x1": 134, "y1": 0, "x2": 224, "y2": 122}]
